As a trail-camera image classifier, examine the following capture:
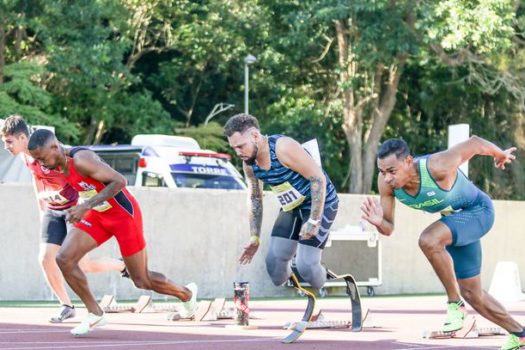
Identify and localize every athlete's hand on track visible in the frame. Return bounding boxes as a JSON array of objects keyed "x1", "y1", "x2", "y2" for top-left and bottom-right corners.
[
  {"x1": 239, "y1": 240, "x2": 259, "y2": 265},
  {"x1": 66, "y1": 203, "x2": 90, "y2": 224},
  {"x1": 494, "y1": 147, "x2": 517, "y2": 170},
  {"x1": 361, "y1": 197, "x2": 383, "y2": 227}
]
